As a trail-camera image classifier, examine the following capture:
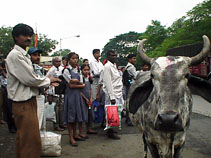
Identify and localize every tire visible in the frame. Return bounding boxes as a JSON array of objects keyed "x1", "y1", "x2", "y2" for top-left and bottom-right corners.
[{"x1": 208, "y1": 77, "x2": 211, "y2": 84}]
